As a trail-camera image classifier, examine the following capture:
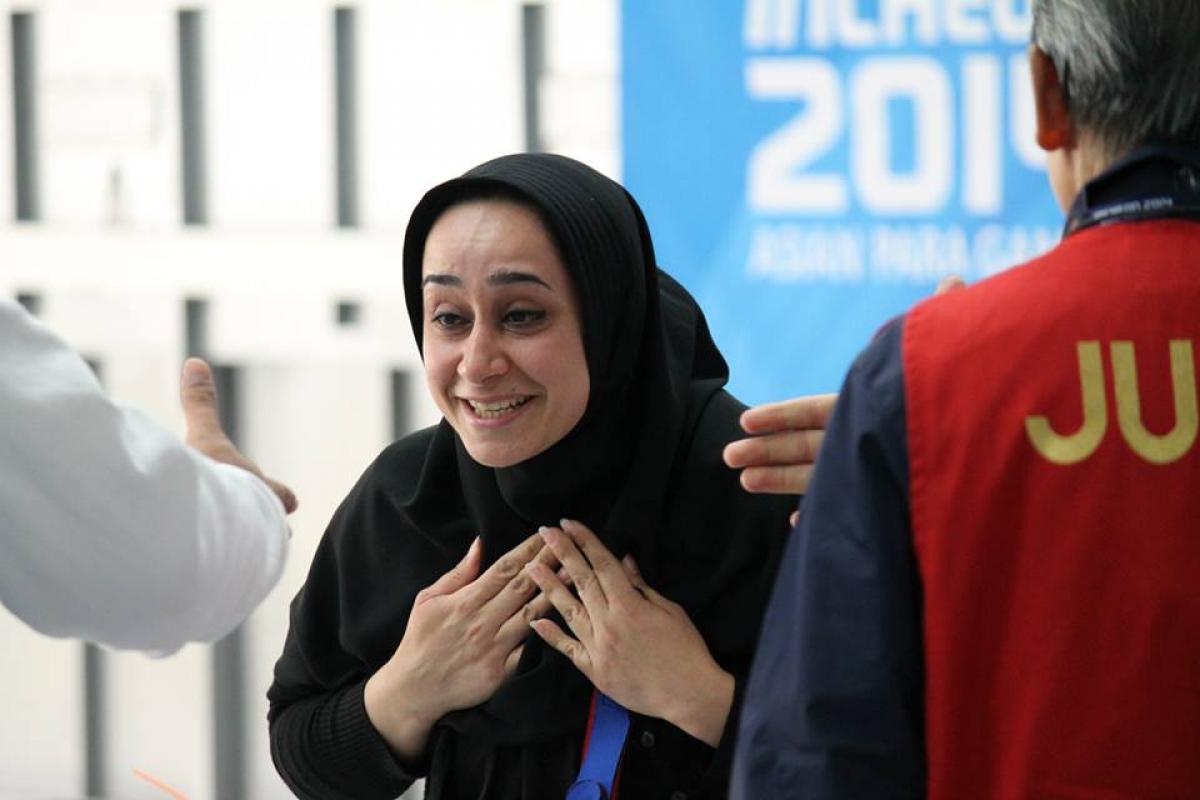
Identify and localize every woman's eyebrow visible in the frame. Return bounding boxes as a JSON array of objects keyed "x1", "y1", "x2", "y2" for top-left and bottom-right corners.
[
  {"x1": 487, "y1": 269, "x2": 552, "y2": 290},
  {"x1": 421, "y1": 271, "x2": 553, "y2": 290}
]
